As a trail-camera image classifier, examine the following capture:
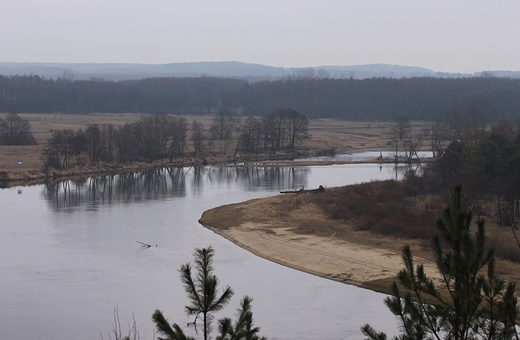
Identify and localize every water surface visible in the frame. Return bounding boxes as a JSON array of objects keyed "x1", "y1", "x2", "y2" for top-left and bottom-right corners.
[{"x1": 1, "y1": 157, "x2": 413, "y2": 339}]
